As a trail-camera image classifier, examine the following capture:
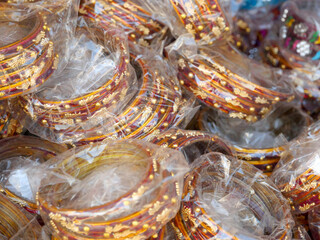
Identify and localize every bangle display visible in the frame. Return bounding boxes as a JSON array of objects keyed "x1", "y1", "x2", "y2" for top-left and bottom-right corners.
[
  {"x1": 171, "y1": 153, "x2": 293, "y2": 239},
  {"x1": 38, "y1": 140, "x2": 186, "y2": 240},
  {"x1": 0, "y1": 13, "x2": 57, "y2": 100},
  {"x1": 0, "y1": 135, "x2": 67, "y2": 213},
  {"x1": 80, "y1": 0, "x2": 167, "y2": 48},
  {"x1": 149, "y1": 128, "x2": 233, "y2": 163}
]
